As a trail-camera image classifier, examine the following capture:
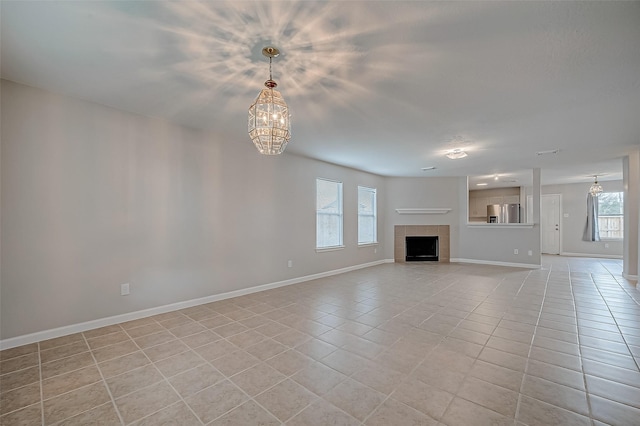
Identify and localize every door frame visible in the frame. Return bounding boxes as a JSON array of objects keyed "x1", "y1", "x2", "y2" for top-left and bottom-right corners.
[{"x1": 541, "y1": 193, "x2": 563, "y2": 255}]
